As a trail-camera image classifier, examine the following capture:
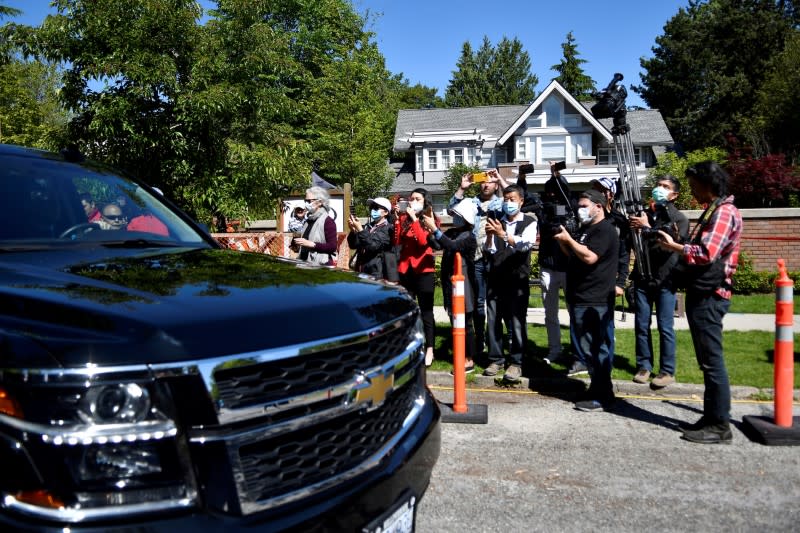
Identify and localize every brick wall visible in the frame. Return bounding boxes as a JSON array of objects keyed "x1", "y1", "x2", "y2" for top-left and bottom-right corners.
[{"x1": 684, "y1": 208, "x2": 800, "y2": 272}]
